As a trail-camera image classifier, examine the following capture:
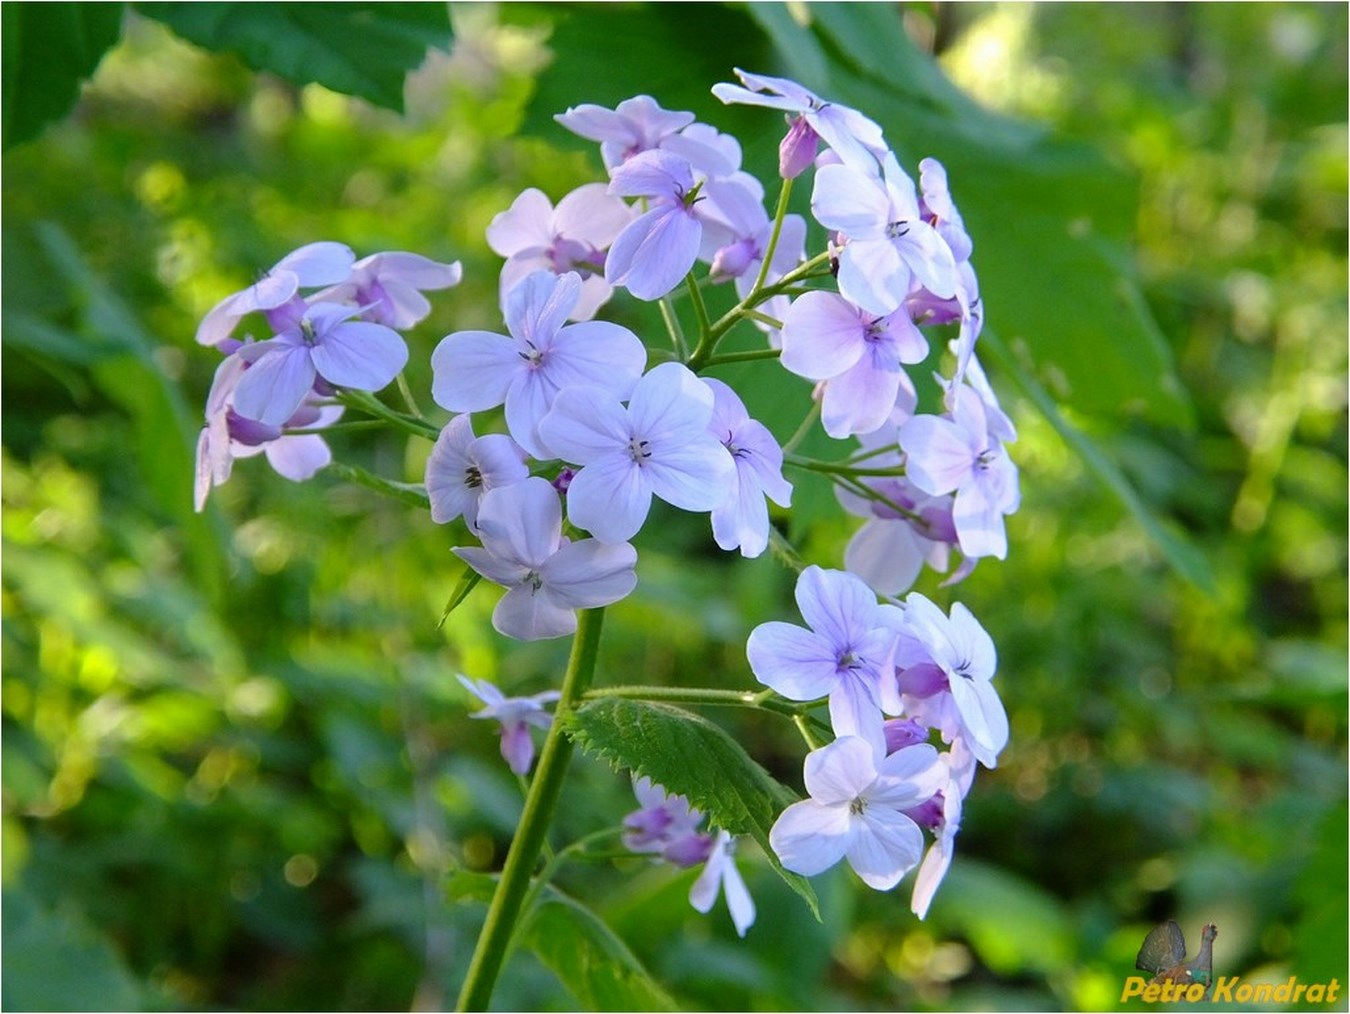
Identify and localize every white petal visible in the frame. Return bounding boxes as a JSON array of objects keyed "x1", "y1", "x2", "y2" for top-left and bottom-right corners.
[
  {"x1": 794, "y1": 566, "x2": 876, "y2": 650},
  {"x1": 769, "y1": 800, "x2": 851, "y2": 876},
  {"x1": 629, "y1": 363, "x2": 714, "y2": 443},
  {"x1": 430, "y1": 331, "x2": 520, "y2": 412},
  {"x1": 745, "y1": 622, "x2": 840, "y2": 701},
  {"x1": 540, "y1": 540, "x2": 638, "y2": 608},
  {"x1": 506, "y1": 270, "x2": 580, "y2": 348},
  {"x1": 811, "y1": 163, "x2": 889, "y2": 238},
  {"x1": 563, "y1": 453, "x2": 652, "y2": 544},
  {"x1": 802, "y1": 736, "x2": 878, "y2": 805},
  {"x1": 493, "y1": 584, "x2": 578, "y2": 640},
  {"x1": 897, "y1": 415, "x2": 976, "y2": 496},
  {"x1": 780, "y1": 291, "x2": 867, "y2": 381},
  {"x1": 644, "y1": 437, "x2": 734, "y2": 512},
  {"x1": 537, "y1": 386, "x2": 629, "y2": 464},
  {"x1": 309, "y1": 321, "x2": 408, "y2": 391},
  {"x1": 847, "y1": 809, "x2": 923, "y2": 890},
  {"x1": 474, "y1": 477, "x2": 562, "y2": 568},
  {"x1": 553, "y1": 182, "x2": 634, "y2": 247}
]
